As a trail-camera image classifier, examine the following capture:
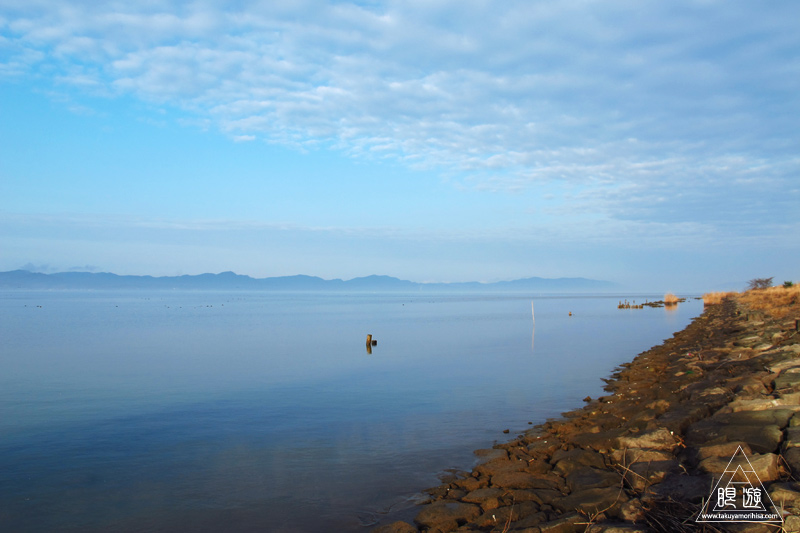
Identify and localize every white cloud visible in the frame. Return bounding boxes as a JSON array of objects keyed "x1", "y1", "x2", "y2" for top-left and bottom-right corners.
[{"x1": 1, "y1": 0, "x2": 798, "y2": 236}]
